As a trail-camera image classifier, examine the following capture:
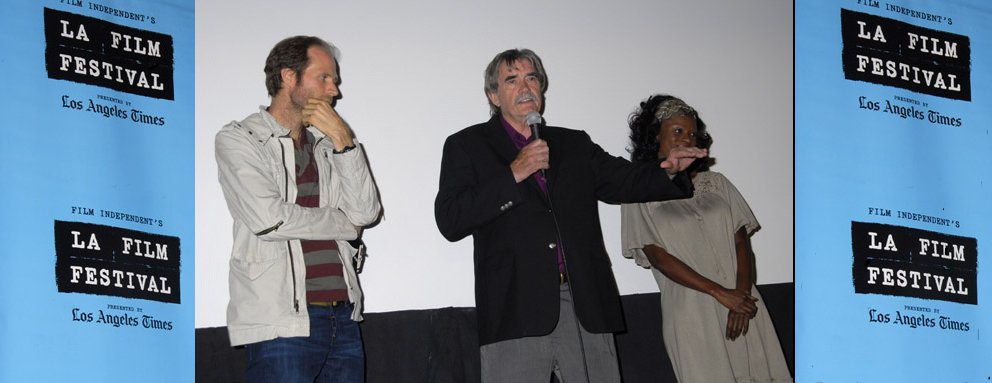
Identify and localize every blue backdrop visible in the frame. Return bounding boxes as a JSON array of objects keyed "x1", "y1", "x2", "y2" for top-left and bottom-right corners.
[
  {"x1": 0, "y1": 0, "x2": 194, "y2": 381},
  {"x1": 797, "y1": 1, "x2": 991, "y2": 381}
]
